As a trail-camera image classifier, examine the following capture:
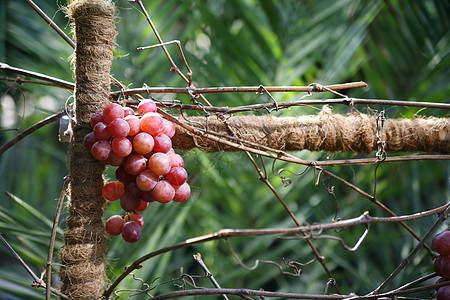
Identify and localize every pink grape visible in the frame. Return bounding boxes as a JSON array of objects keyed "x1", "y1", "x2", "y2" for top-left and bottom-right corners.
[
  {"x1": 112, "y1": 137, "x2": 133, "y2": 157},
  {"x1": 93, "y1": 122, "x2": 111, "y2": 140},
  {"x1": 125, "y1": 115, "x2": 141, "y2": 136},
  {"x1": 124, "y1": 154, "x2": 147, "y2": 175},
  {"x1": 103, "y1": 181, "x2": 125, "y2": 201},
  {"x1": 103, "y1": 103, "x2": 124, "y2": 124},
  {"x1": 140, "y1": 112, "x2": 163, "y2": 136},
  {"x1": 116, "y1": 165, "x2": 135, "y2": 183},
  {"x1": 104, "y1": 151, "x2": 124, "y2": 166},
  {"x1": 137, "y1": 100, "x2": 157, "y2": 115},
  {"x1": 161, "y1": 120, "x2": 175, "y2": 138},
  {"x1": 83, "y1": 132, "x2": 97, "y2": 151},
  {"x1": 148, "y1": 152, "x2": 171, "y2": 175},
  {"x1": 433, "y1": 231, "x2": 450, "y2": 256},
  {"x1": 153, "y1": 180, "x2": 175, "y2": 203},
  {"x1": 141, "y1": 191, "x2": 156, "y2": 202},
  {"x1": 153, "y1": 133, "x2": 172, "y2": 153},
  {"x1": 173, "y1": 182, "x2": 191, "y2": 202},
  {"x1": 168, "y1": 153, "x2": 184, "y2": 168},
  {"x1": 91, "y1": 140, "x2": 111, "y2": 161},
  {"x1": 122, "y1": 221, "x2": 142, "y2": 243},
  {"x1": 133, "y1": 132, "x2": 155, "y2": 154},
  {"x1": 123, "y1": 107, "x2": 135, "y2": 117},
  {"x1": 108, "y1": 118, "x2": 131, "y2": 138},
  {"x1": 165, "y1": 148, "x2": 175, "y2": 155},
  {"x1": 105, "y1": 215, "x2": 124, "y2": 236},
  {"x1": 120, "y1": 193, "x2": 141, "y2": 212},
  {"x1": 125, "y1": 212, "x2": 144, "y2": 227},
  {"x1": 90, "y1": 112, "x2": 104, "y2": 128},
  {"x1": 166, "y1": 167, "x2": 188, "y2": 186},
  {"x1": 136, "y1": 169, "x2": 159, "y2": 191}
]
